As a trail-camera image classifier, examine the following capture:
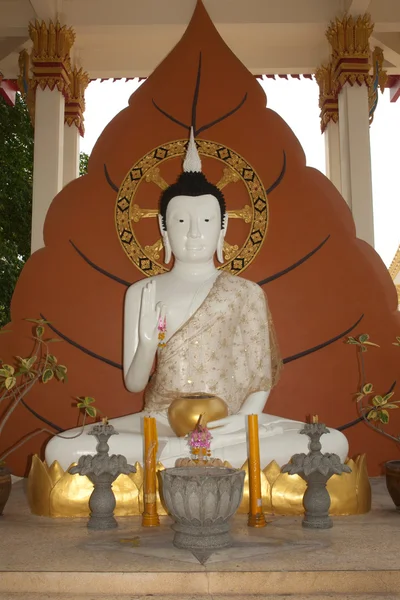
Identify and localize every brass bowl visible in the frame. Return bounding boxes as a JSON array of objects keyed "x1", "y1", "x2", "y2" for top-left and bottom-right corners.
[{"x1": 167, "y1": 393, "x2": 228, "y2": 437}]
